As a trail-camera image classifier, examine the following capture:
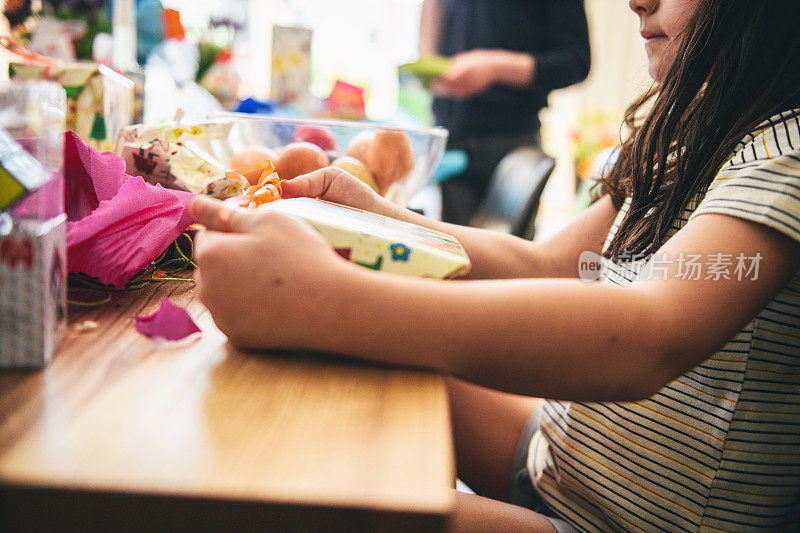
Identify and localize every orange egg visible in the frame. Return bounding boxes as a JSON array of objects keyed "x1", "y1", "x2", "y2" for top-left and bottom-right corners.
[
  {"x1": 230, "y1": 146, "x2": 280, "y2": 170},
  {"x1": 276, "y1": 142, "x2": 329, "y2": 179}
]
